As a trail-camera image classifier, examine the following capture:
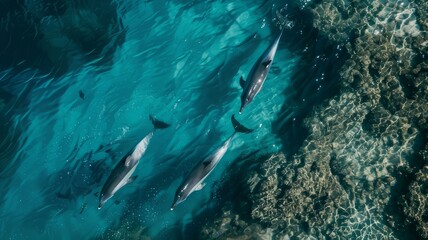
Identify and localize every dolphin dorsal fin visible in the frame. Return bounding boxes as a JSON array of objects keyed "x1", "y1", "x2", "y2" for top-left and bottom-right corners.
[
  {"x1": 240, "y1": 76, "x2": 246, "y2": 88},
  {"x1": 262, "y1": 60, "x2": 272, "y2": 67}
]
